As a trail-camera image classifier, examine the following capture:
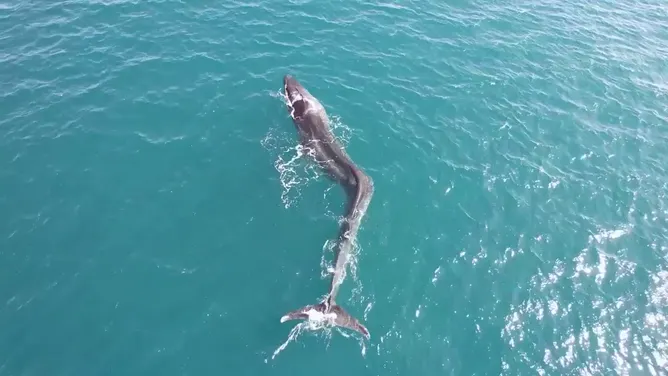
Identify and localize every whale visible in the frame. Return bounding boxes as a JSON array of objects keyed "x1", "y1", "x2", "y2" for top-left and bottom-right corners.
[{"x1": 279, "y1": 75, "x2": 374, "y2": 339}]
